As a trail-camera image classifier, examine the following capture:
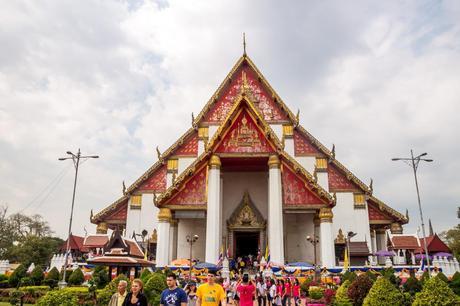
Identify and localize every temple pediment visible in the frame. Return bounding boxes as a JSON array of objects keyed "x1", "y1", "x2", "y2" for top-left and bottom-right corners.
[
  {"x1": 165, "y1": 165, "x2": 207, "y2": 207},
  {"x1": 227, "y1": 191, "x2": 266, "y2": 230}
]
